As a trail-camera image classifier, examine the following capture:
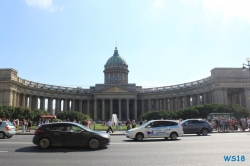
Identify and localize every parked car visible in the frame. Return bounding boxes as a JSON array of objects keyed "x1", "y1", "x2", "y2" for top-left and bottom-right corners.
[
  {"x1": 0, "y1": 121, "x2": 16, "y2": 139},
  {"x1": 33, "y1": 122, "x2": 110, "y2": 149},
  {"x1": 180, "y1": 119, "x2": 213, "y2": 136},
  {"x1": 126, "y1": 120, "x2": 183, "y2": 141}
]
